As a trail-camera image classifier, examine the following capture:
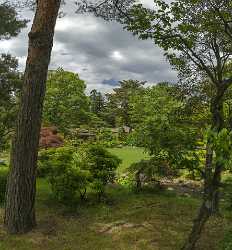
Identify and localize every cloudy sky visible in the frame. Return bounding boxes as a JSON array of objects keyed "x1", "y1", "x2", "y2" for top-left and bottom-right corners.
[{"x1": 0, "y1": 0, "x2": 177, "y2": 93}]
